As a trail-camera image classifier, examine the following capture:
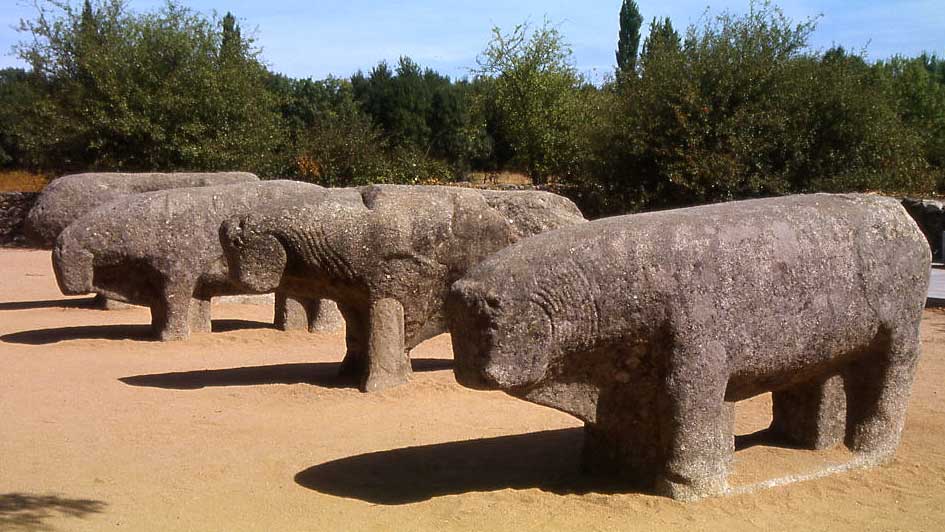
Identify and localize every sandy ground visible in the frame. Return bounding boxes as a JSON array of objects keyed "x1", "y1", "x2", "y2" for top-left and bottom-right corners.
[{"x1": 2, "y1": 248, "x2": 945, "y2": 531}]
